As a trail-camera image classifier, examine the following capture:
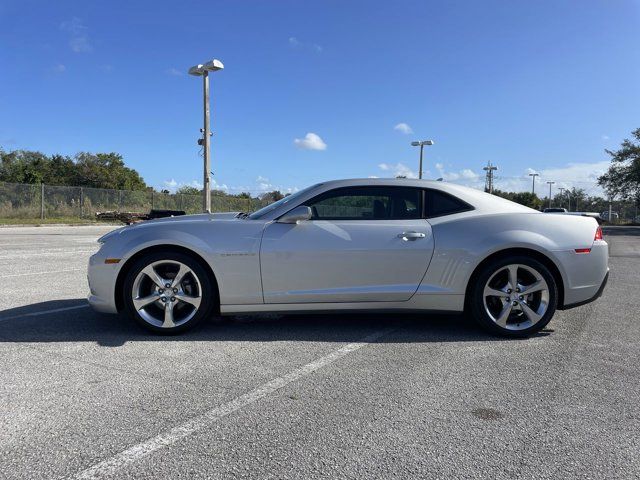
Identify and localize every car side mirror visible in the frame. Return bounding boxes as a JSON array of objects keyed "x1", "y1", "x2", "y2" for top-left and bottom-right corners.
[{"x1": 277, "y1": 206, "x2": 312, "y2": 224}]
